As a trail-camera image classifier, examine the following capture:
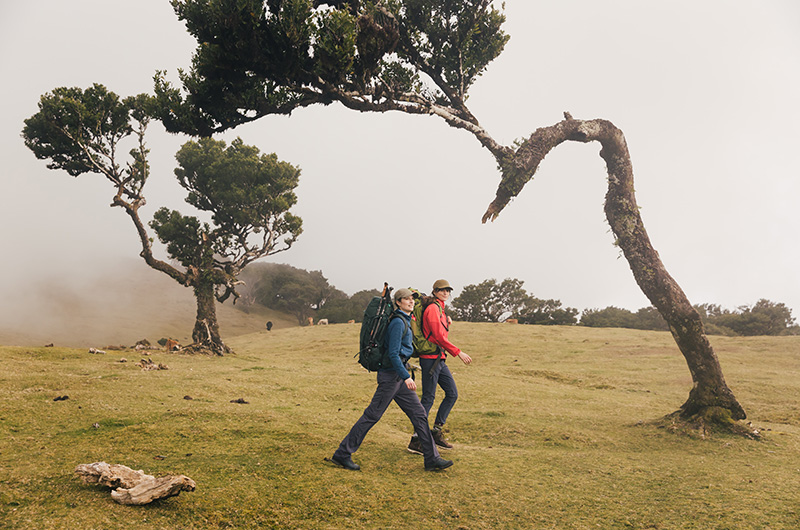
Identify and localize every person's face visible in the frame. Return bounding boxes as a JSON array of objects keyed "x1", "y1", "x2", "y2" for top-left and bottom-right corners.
[
  {"x1": 398, "y1": 296, "x2": 415, "y2": 313},
  {"x1": 434, "y1": 288, "x2": 452, "y2": 302}
]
